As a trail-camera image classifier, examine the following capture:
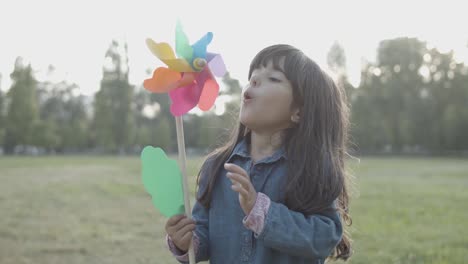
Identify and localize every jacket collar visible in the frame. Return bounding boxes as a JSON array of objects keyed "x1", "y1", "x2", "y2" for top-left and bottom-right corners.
[{"x1": 226, "y1": 135, "x2": 287, "y2": 164}]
